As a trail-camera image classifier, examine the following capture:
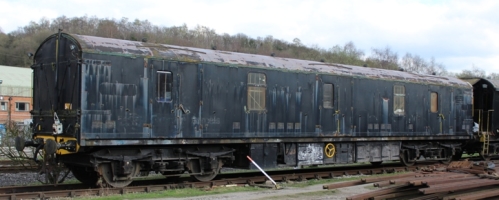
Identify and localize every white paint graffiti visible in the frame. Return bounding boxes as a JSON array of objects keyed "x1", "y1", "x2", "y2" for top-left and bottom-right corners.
[
  {"x1": 297, "y1": 143, "x2": 324, "y2": 165},
  {"x1": 191, "y1": 116, "x2": 221, "y2": 125}
]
